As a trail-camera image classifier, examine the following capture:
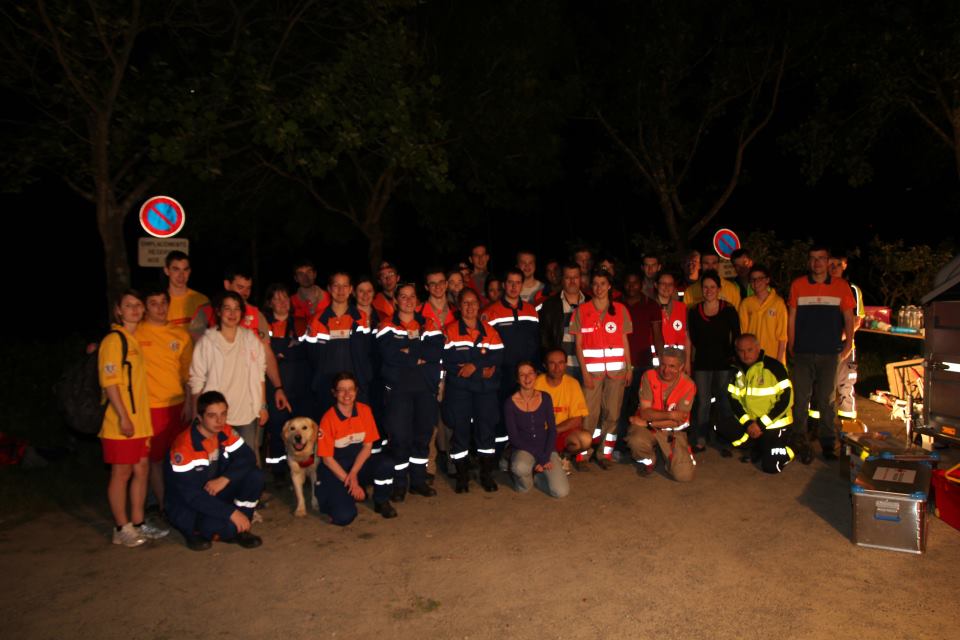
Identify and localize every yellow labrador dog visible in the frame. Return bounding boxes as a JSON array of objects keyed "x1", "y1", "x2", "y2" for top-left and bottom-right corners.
[{"x1": 282, "y1": 417, "x2": 321, "y2": 517}]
